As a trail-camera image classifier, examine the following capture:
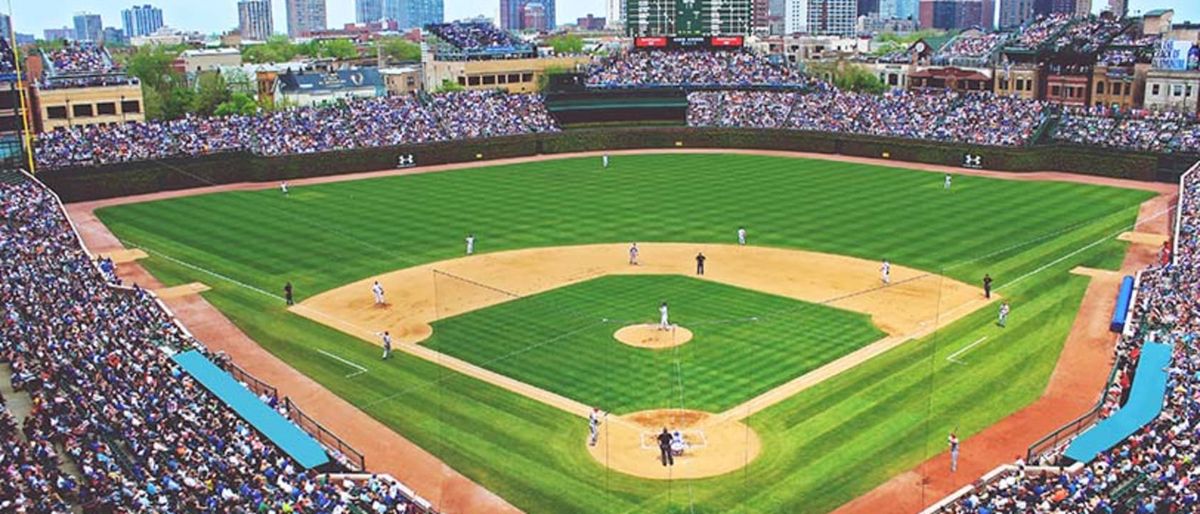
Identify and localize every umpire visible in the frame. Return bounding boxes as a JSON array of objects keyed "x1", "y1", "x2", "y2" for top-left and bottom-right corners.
[{"x1": 657, "y1": 427, "x2": 674, "y2": 467}]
